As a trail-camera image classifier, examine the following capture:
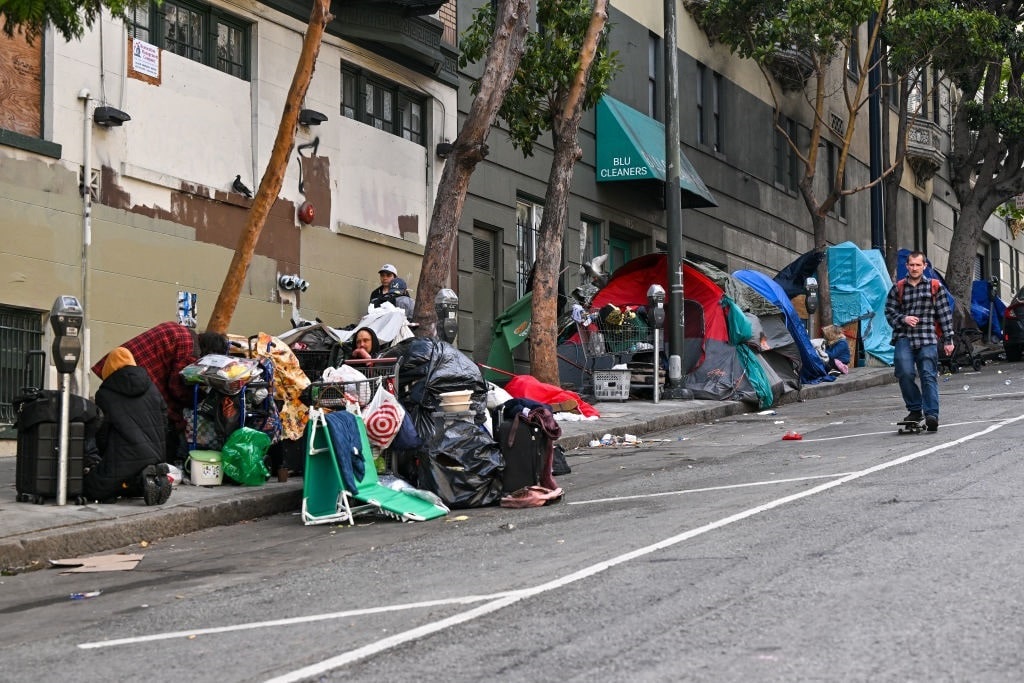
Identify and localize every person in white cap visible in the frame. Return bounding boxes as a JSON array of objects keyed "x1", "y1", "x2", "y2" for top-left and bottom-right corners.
[{"x1": 369, "y1": 264, "x2": 414, "y2": 317}]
